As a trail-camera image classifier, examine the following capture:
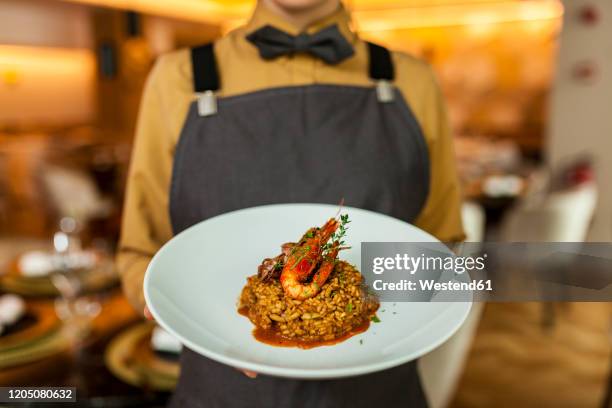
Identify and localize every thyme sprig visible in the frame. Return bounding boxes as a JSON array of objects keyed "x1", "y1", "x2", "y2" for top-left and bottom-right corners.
[{"x1": 322, "y1": 214, "x2": 351, "y2": 258}]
